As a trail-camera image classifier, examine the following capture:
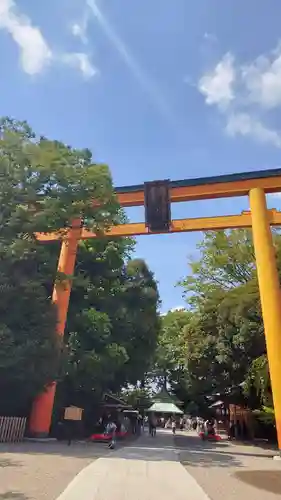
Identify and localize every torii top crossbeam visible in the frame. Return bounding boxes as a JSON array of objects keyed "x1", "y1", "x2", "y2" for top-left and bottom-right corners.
[
  {"x1": 36, "y1": 167, "x2": 281, "y2": 241},
  {"x1": 114, "y1": 167, "x2": 281, "y2": 206}
]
